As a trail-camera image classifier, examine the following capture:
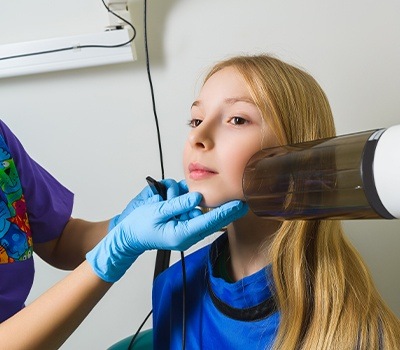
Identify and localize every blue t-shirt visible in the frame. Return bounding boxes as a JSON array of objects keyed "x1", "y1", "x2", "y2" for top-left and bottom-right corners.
[
  {"x1": 152, "y1": 234, "x2": 280, "y2": 349},
  {"x1": 0, "y1": 120, "x2": 74, "y2": 322}
]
